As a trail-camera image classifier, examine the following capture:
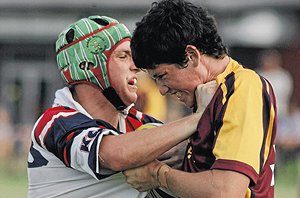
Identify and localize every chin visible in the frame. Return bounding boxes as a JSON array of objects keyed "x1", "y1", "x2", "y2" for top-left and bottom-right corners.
[{"x1": 124, "y1": 94, "x2": 138, "y2": 106}]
